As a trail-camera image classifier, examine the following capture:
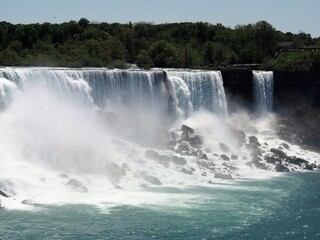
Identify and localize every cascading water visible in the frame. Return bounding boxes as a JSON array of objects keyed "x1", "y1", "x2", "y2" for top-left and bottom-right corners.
[
  {"x1": 0, "y1": 67, "x2": 319, "y2": 211},
  {"x1": 167, "y1": 70, "x2": 228, "y2": 117},
  {"x1": 252, "y1": 70, "x2": 274, "y2": 114}
]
